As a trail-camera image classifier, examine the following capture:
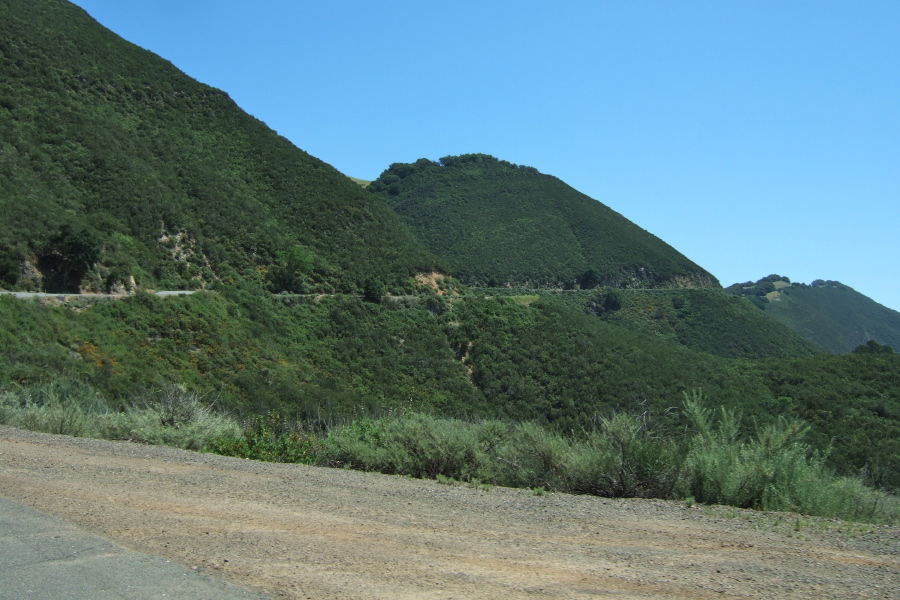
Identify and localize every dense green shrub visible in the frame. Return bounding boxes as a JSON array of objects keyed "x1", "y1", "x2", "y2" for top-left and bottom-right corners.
[
  {"x1": 326, "y1": 414, "x2": 506, "y2": 481},
  {"x1": 0, "y1": 378, "x2": 239, "y2": 450},
  {"x1": 491, "y1": 415, "x2": 679, "y2": 498},
  {"x1": 0, "y1": 379, "x2": 99, "y2": 437},
  {"x1": 677, "y1": 391, "x2": 820, "y2": 509},
  {"x1": 206, "y1": 411, "x2": 324, "y2": 463},
  {"x1": 675, "y1": 391, "x2": 898, "y2": 521},
  {"x1": 3, "y1": 290, "x2": 898, "y2": 490}
]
